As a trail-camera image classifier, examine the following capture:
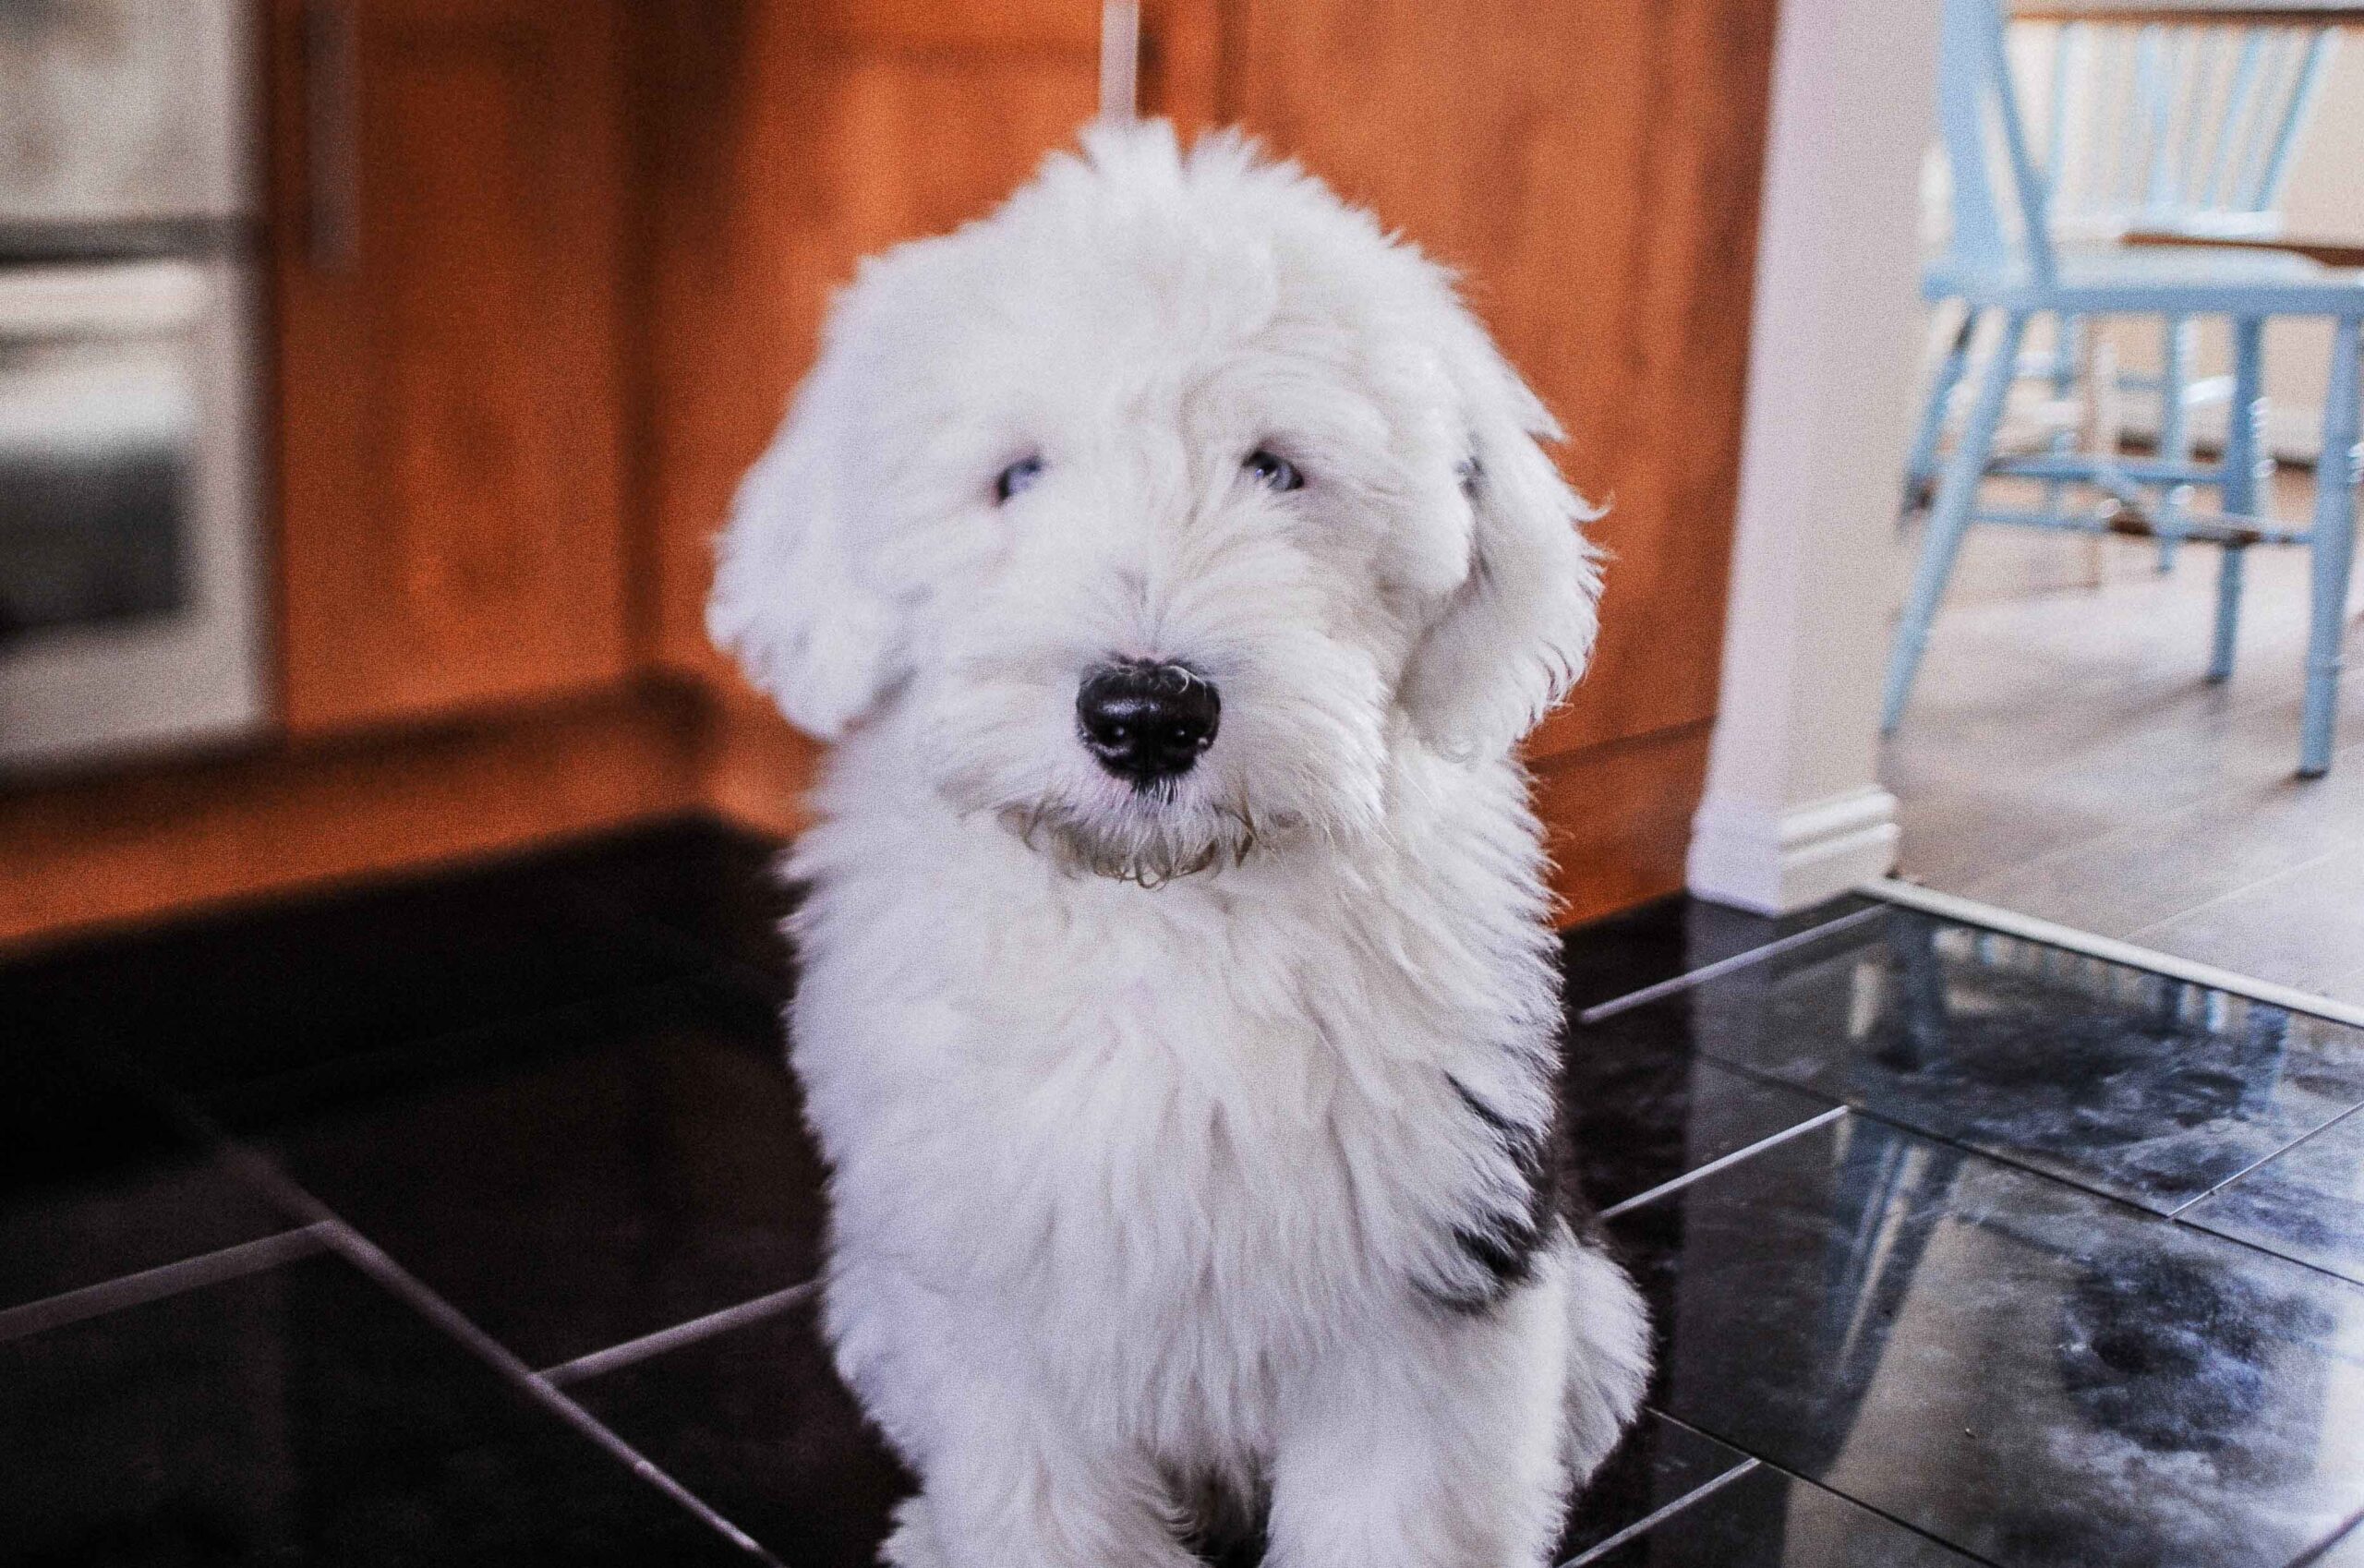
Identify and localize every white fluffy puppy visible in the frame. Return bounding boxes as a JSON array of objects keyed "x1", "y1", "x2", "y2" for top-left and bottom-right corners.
[{"x1": 710, "y1": 121, "x2": 1649, "y2": 1568}]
